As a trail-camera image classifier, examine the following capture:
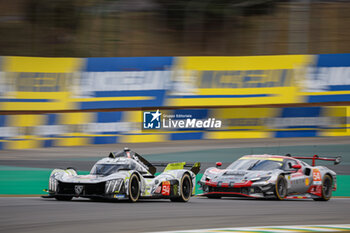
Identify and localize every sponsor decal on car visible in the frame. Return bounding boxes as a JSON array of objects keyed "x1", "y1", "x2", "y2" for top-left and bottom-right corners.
[
  {"x1": 173, "y1": 184, "x2": 178, "y2": 196},
  {"x1": 162, "y1": 181, "x2": 171, "y2": 196},
  {"x1": 239, "y1": 157, "x2": 284, "y2": 162},
  {"x1": 305, "y1": 177, "x2": 310, "y2": 186},
  {"x1": 208, "y1": 168, "x2": 226, "y2": 174},
  {"x1": 114, "y1": 194, "x2": 125, "y2": 199},
  {"x1": 154, "y1": 185, "x2": 162, "y2": 194},
  {"x1": 313, "y1": 168, "x2": 322, "y2": 185}
]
